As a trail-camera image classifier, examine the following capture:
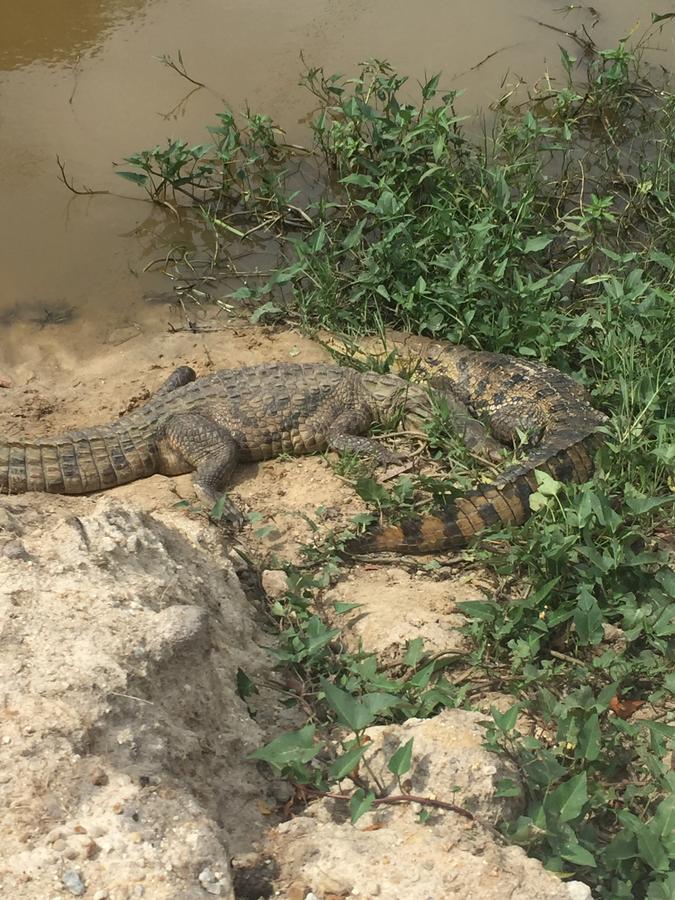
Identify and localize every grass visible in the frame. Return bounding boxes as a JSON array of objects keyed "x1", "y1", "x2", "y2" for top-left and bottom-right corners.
[{"x1": 120, "y1": 21, "x2": 674, "y2": 900}]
